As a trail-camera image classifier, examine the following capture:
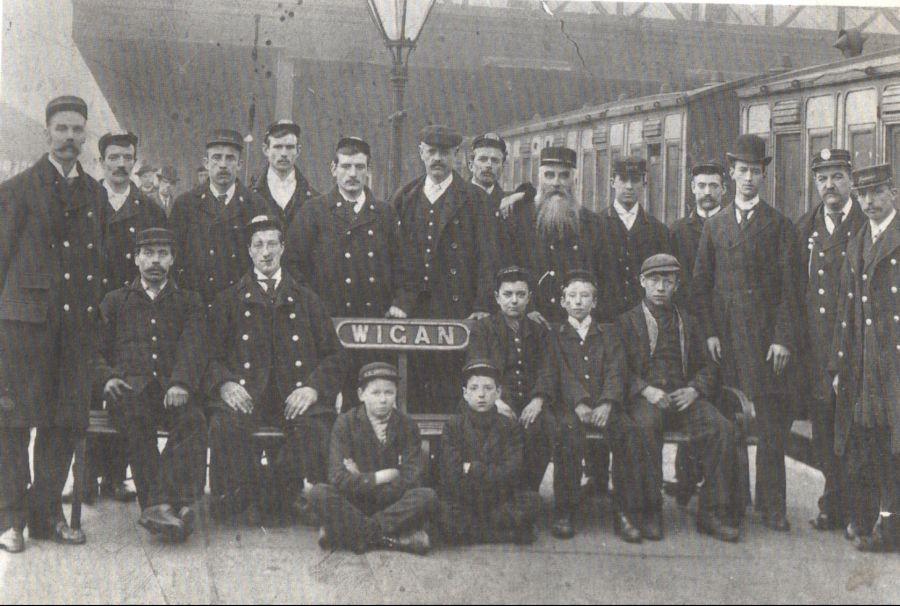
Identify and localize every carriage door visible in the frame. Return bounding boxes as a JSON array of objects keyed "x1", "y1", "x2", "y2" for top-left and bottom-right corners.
[
  {"x1": 883, "y1": 85, "x2": 900, "y2": 186},
  {"x1": 889, "y1": 125, "x2": 900, "y2": 187},
  {"x1": 845, "y1": 89, "x2": 877, "y2": 169},
  {"x1": 774, "y1": 133, "x2": 804, "y2": 221},
  {"x1": 647, "y1": 144, "x2": 663, "y2": 221}
]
